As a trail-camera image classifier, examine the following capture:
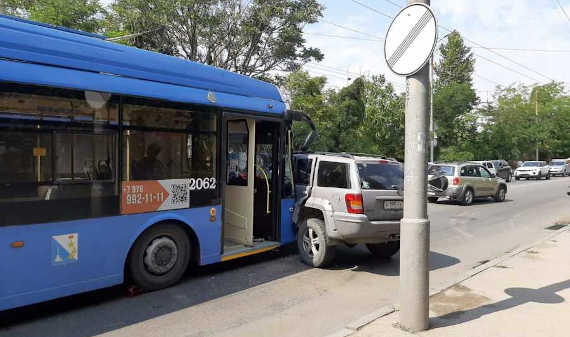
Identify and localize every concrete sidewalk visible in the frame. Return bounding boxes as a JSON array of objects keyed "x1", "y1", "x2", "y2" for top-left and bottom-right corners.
[{"x1": 343, "y1": 225, "x2": 570, "y2": 337}]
